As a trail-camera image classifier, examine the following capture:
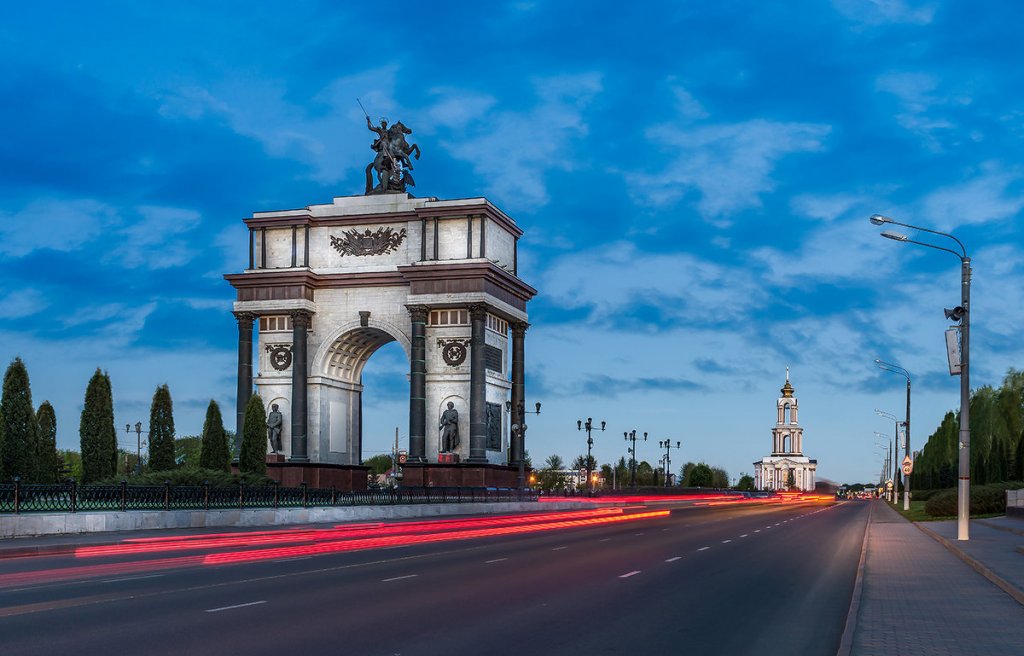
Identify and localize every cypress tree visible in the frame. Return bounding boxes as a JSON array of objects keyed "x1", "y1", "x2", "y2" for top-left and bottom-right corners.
[
  {"x1": 36, "y1": 401, "x2": 59, "y2": 484},
  {"x1": 199, "y1": 400, "x2": 230, "y2": 472},
  {"x1": 148, "y1": 384, "x2": 176, "y2": 472},
  {"x1": 1, "y1": 358, "x2": 39, "y2": 481},
  {"x1": 239, "y1": 394, "x2": 268, "y2": 475},
  {"x1": 80, "y1": 369, "x2": 117, "y2": 482}
]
